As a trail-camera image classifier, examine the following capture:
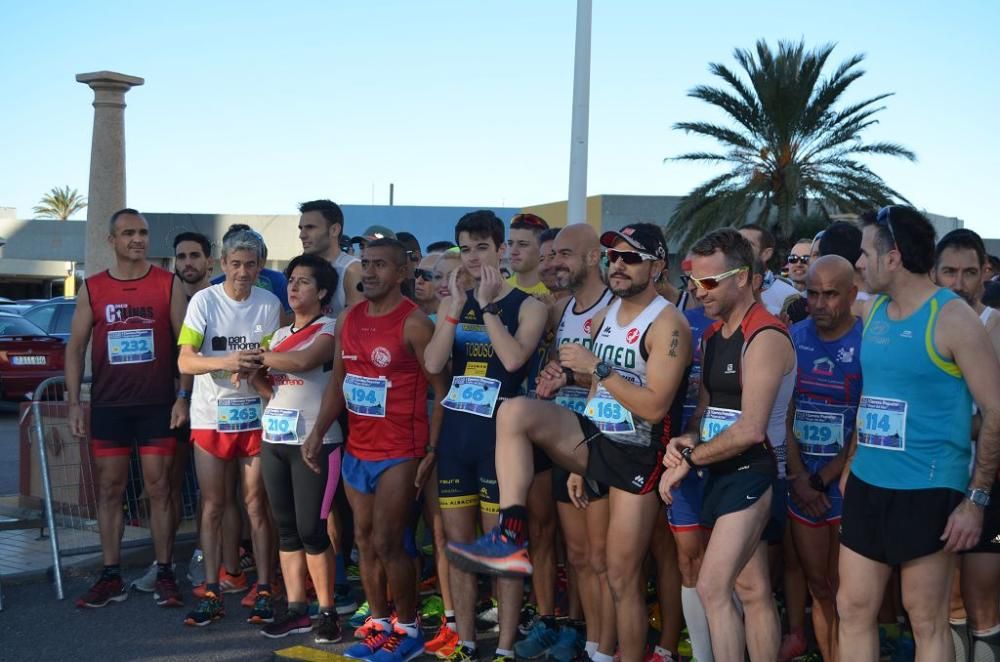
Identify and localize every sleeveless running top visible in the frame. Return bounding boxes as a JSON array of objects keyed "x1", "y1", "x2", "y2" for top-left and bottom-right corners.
[
  {"x1": 330, "y1": 252, "x2": 360, "y2": 318},
  {"x1": 87, "y1": 266, "x2": 176, "y2": 406},
  {"x1": 556, "y1": 289, "x2": 614, "y2": 349},
  {"x1": 791, "y1": 317, "x2": 863, "y2": 458},
  {"x1": 982, "y1": 306, "x2": 995, "y2": 326},
  {"x1": 701, "y1": 303, "x2": 787, "y2": 475},
  {"x1": 341, "y1": 298, "x2": 429, "y2": 460},
  {"x1": 681, "y1": 306, "x2": 713, "y2": 429},
  {"x1": 852, "y1": 289, "x2": 973, "y2": 492},
  {"x1": 590, "y1": 296, "x2": 683, "y2": 448}
]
